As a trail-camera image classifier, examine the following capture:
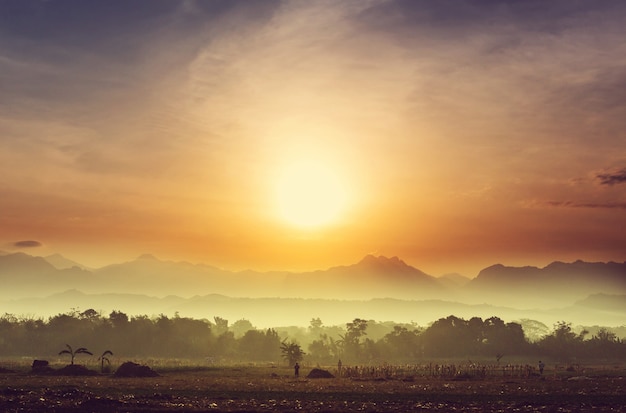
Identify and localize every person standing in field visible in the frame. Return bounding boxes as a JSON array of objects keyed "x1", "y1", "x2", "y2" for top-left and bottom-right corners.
[
  {"x1": 294, "y1": 362, "x2": 300, "y2": 377},
  {"x1": 538, "y1": 360, "x2": 545, "y2": 375}
]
